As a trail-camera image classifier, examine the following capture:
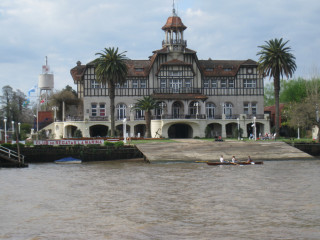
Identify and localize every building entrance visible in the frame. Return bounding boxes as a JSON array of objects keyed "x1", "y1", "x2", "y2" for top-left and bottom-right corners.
[
  {"x1": 90, "y1": 125, "x2": 108, "y2": 137},
  {"x1": 168, "y1": 123, "x2": 193, "y2": 138}
]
